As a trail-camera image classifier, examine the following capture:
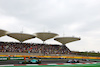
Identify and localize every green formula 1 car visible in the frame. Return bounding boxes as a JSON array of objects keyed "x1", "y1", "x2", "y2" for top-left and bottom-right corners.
[{"x1": 19, "y1": 59, "x2": 41, "y2": 64}]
